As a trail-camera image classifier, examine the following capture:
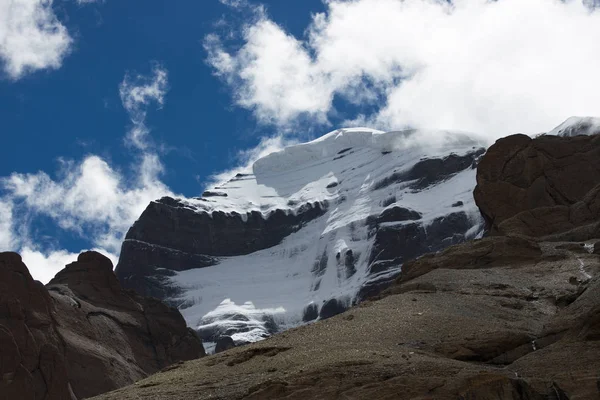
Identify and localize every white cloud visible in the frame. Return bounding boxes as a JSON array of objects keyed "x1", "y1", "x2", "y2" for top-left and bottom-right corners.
[
  {"x1": 207, "y1": 0, "x2": 600, "y2": 139},
  {"x1": 20, "y1": 246, "x2": 118, "y2": 284},
  {"x1": 0, "y1": 0, "x2": 73, "y2": 79},
  {"x1": 218, "y1": 0, "x2": 248, "y2": 9},
  {"x1": 0, "y1": 199, "x2": 14, "y2": 250},
  {"x1": 119, "y1": 65, "x2": 169, "y2": 149},
  {"x1": 3, "y1": 153, "x2": 171, "y2": 254},
  {"x1": 0, "y1": 150, "x2": 170, "y2": 284},
  {"x1": 0, "y1": 67, "x2": 173, "y2": 283}
]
